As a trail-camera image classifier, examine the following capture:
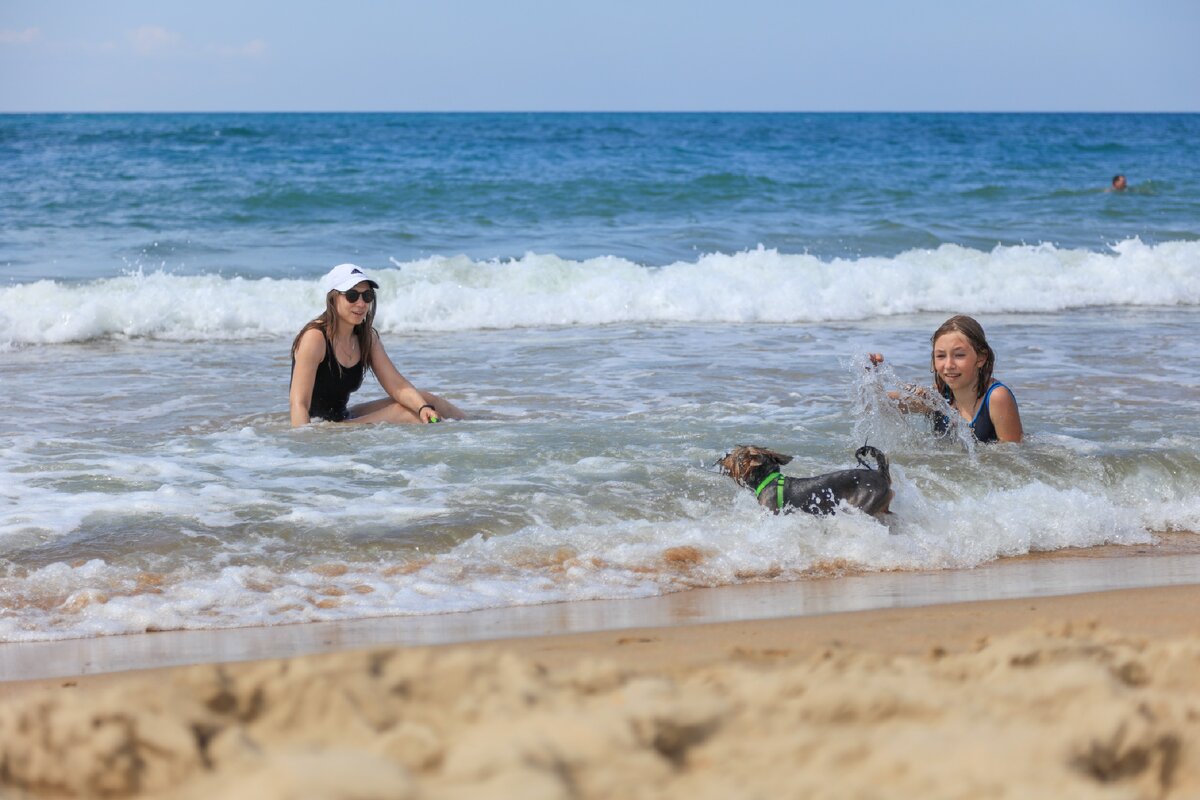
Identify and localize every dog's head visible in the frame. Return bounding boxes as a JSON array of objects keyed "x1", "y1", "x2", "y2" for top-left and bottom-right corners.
[{"x1": 717, "y1": 445, "x2": 793, "y2": 487}]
